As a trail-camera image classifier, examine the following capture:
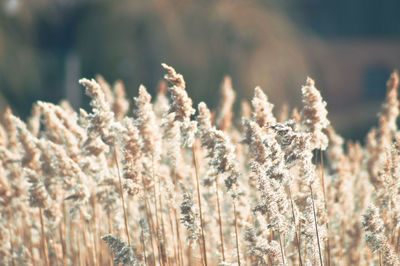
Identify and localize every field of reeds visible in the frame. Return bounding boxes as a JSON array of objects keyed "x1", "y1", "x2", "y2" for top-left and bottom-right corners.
[{"x1": 1, "y1": 64, "x2": 399, "y2": 266}]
